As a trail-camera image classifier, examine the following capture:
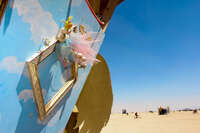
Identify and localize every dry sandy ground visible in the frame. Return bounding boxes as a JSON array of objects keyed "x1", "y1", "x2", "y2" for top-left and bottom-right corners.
[{"x1": 101, "y1": 112, "x2": 200, "y2": 133}]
